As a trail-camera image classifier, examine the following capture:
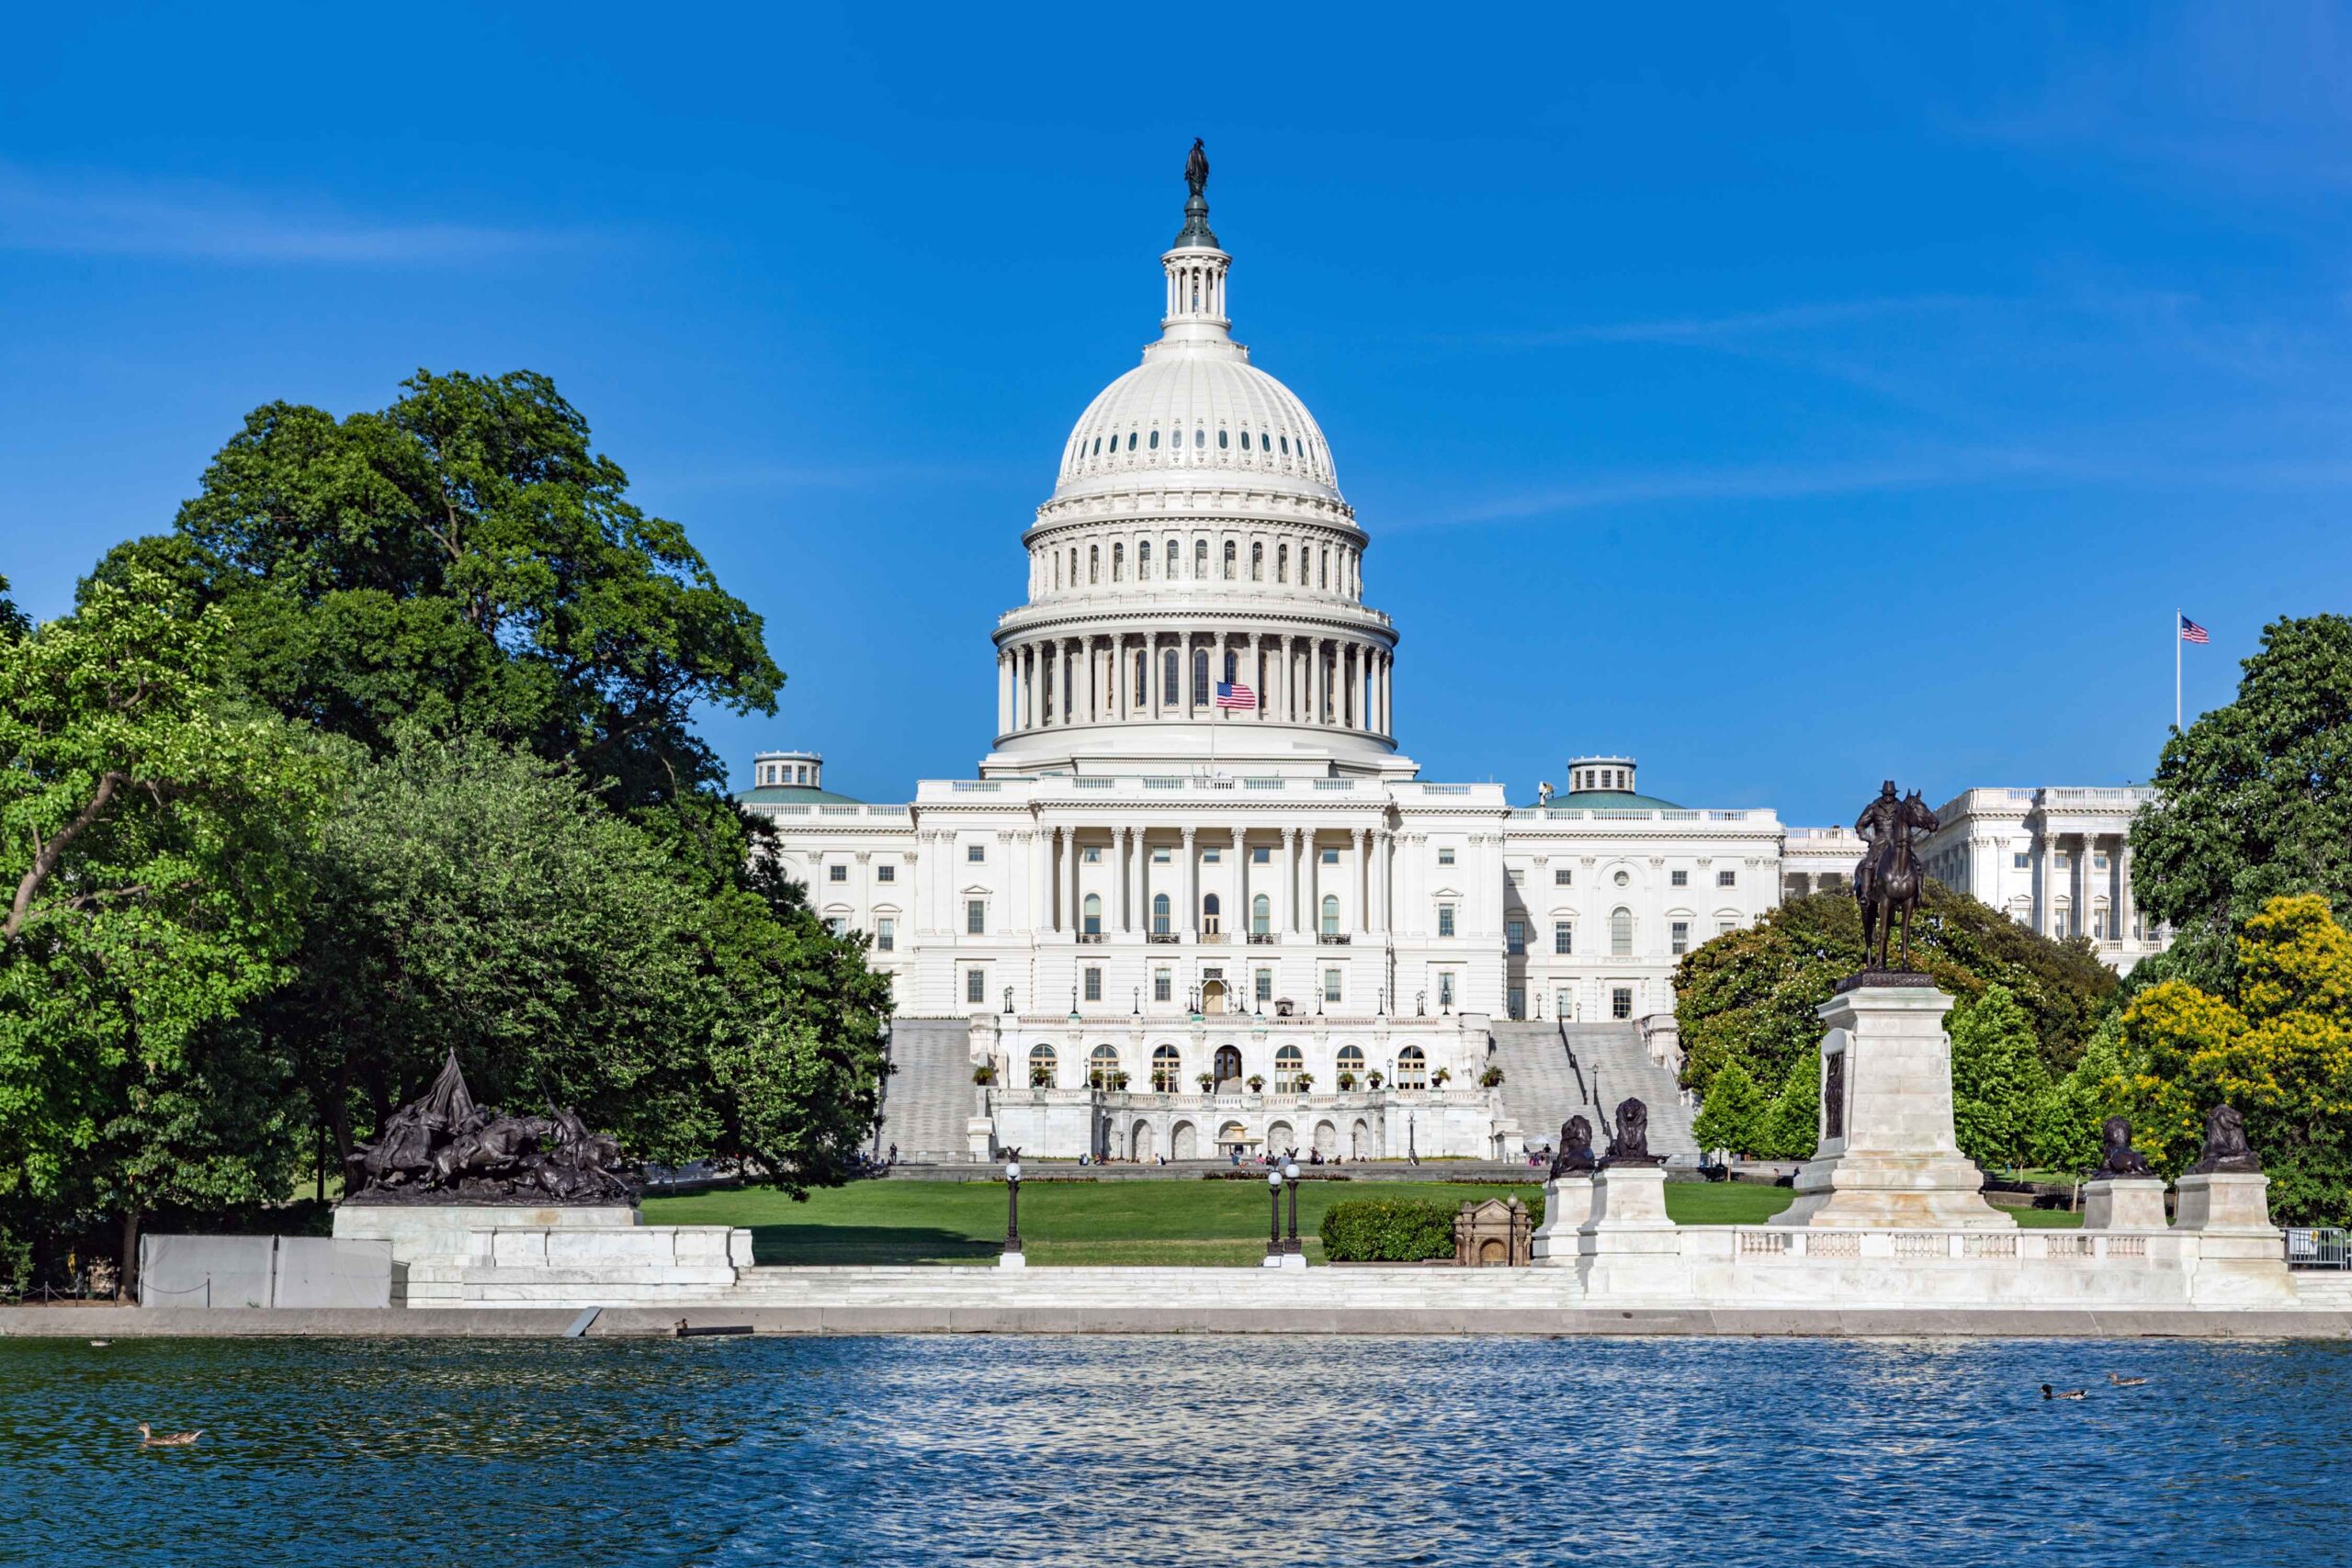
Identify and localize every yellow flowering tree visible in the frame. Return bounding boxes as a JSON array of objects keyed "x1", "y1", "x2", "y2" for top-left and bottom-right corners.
[{"x1": 2120, "y1": 895, "x2": 2352, "y2": 1224}]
